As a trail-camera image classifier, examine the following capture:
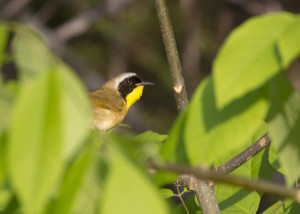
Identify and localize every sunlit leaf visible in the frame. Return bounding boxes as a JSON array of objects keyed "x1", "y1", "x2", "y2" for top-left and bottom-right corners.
[
  {"x1": 100, "y1": 144, "x2": 170, "y2": 214},
  {"x1": 277, "y1": 15, "x2": 300, "y2": 68},
  {"x1": 135, "y1": 130, "x2": 168, "y2": 143},
  {"x1": 8, "y1": 67, "x2": 91, "y2": 213},
  {"x1": 214, "y1": 124, "x2": 275, "y2": 214},
  {"x1": 160, "y1": 110, "x2": 189, "y2": 164},
  {"x1": 213, "y1": 13, "x2": 300, "y2": 108},
  {"x1": 57, "y1": 64, "x2": 91, "y2": 160},
  {"x1": 51, "y1": 135, "x2": 98, "y2": 214},
  {"x1": 8, "y1": 71, "x2": 64, "y2": 214},
  {"x1": 268, "y1": 143, "x2": 284, "y2": 174},
  {"x1": 266, "y1": 73, "x2": 300, "y2": 185},
  {"x1": 70, "y1": 142, "x2": 103, "y2": 214},
  {"x1": 160, "y1": 188, "x2": 174, "y2": 199},
  {"x1": 162, "y1": 76, "x2": 269, "y2": 166}
]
